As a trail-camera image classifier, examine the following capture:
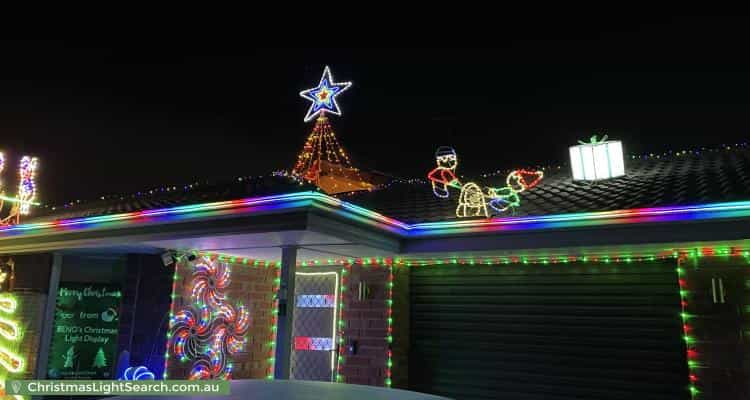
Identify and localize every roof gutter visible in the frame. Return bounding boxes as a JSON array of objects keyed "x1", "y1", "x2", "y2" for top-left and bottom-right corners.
[{"x1": 1, "y1": 192, "x2": 750, "y2": 246}]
